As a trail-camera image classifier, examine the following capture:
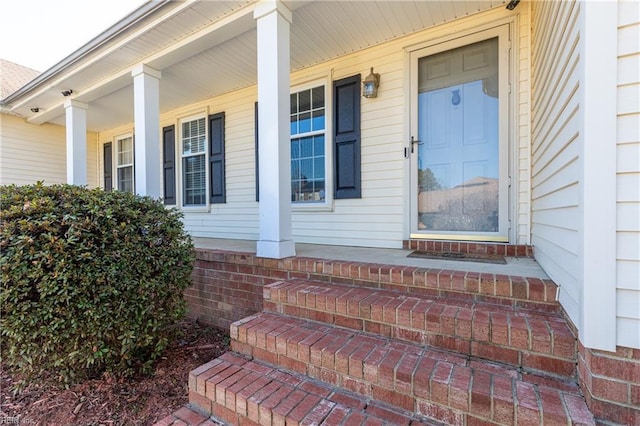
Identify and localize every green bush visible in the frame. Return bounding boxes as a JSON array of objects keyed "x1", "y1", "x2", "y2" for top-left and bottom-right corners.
[{"x1": 0, "y1": 183, "x2": 194, "y2": 388}]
